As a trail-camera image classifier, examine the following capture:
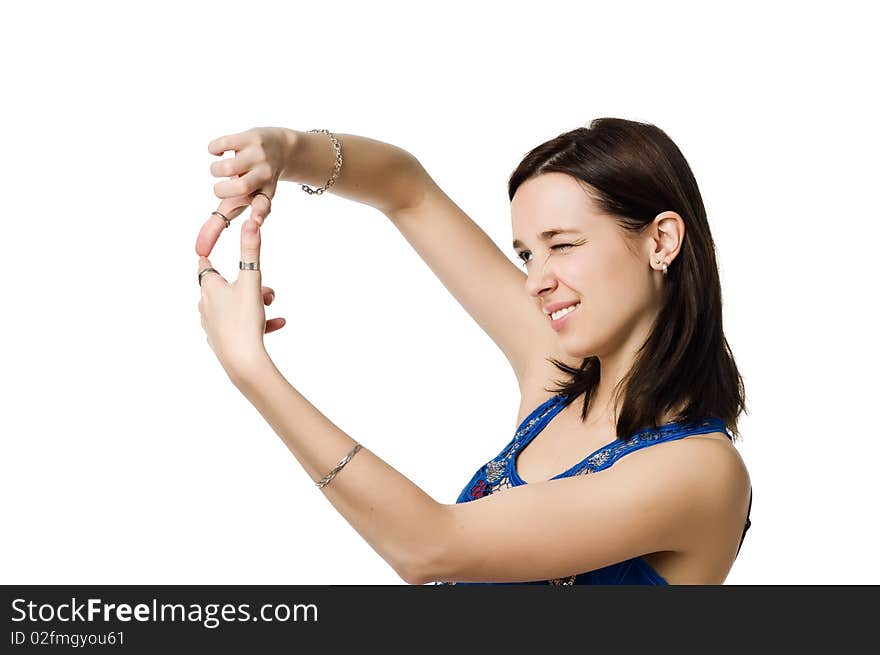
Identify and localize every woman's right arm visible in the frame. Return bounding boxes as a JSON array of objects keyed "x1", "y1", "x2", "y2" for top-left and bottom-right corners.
[
  {"x1": 205, "y1": 127, "x2": 577, "y2": 390},
  {"x1": 286, "y1": 128, "x2": 582, "y2": 389},
  {"x1": 279, "y1": 129, "x2": 429, "y2": 217}
]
